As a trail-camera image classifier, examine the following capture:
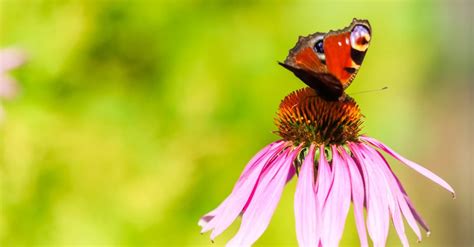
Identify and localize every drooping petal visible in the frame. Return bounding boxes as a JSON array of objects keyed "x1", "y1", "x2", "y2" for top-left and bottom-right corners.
[
  {"x1": 341, "y1": 147, "x2": 368, "y2": 247},
  {"x1": 241, "y1": 142, "x2": 289, "y2": 213},
  {"x1": 209, "y1": 142, "x2": 286, "y2": 238},
  {"x1": 360, "y1": 136, "x2": 455, "y2": 196},
  {"x1": 350, "y1": 143, "x2": 389, "y2": 247},
  {"x1": 371, "y1": 146, "x2": 424, "y2": 240},
  {"x1": 390, "y1": 167, "x2": 431, "y2": 234},
  {"x1": 362, "y1": 144, "x2": 409, "y2": 246},
  {"x1": 226, "y1": 146, "x2": 301, "y2": 247},
  {"x1": 240, "y1": 141, "x2": 284, "y2": 176},
  {"x1": 404, "y1": 194, "x2": 431, "y2": 234},
  {"x1": 199, "y1": 141, "x2": 285, "y2": 237},
  {"x1": 294, "y1": 144, "x2": 318, "y2": 246},
  {"x1": 199, "y1": 207, "x2": 219, "y2": 229},
  {"x1": 319, "y1": 146, "x2": 351, "y2": 247}
]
